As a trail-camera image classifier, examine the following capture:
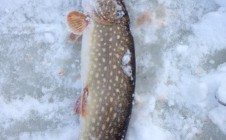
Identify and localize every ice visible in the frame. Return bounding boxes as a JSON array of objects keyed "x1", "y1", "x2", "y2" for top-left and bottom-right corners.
[{"x1": 1, "y1": 0, "x2": 226, "y2": 140}]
